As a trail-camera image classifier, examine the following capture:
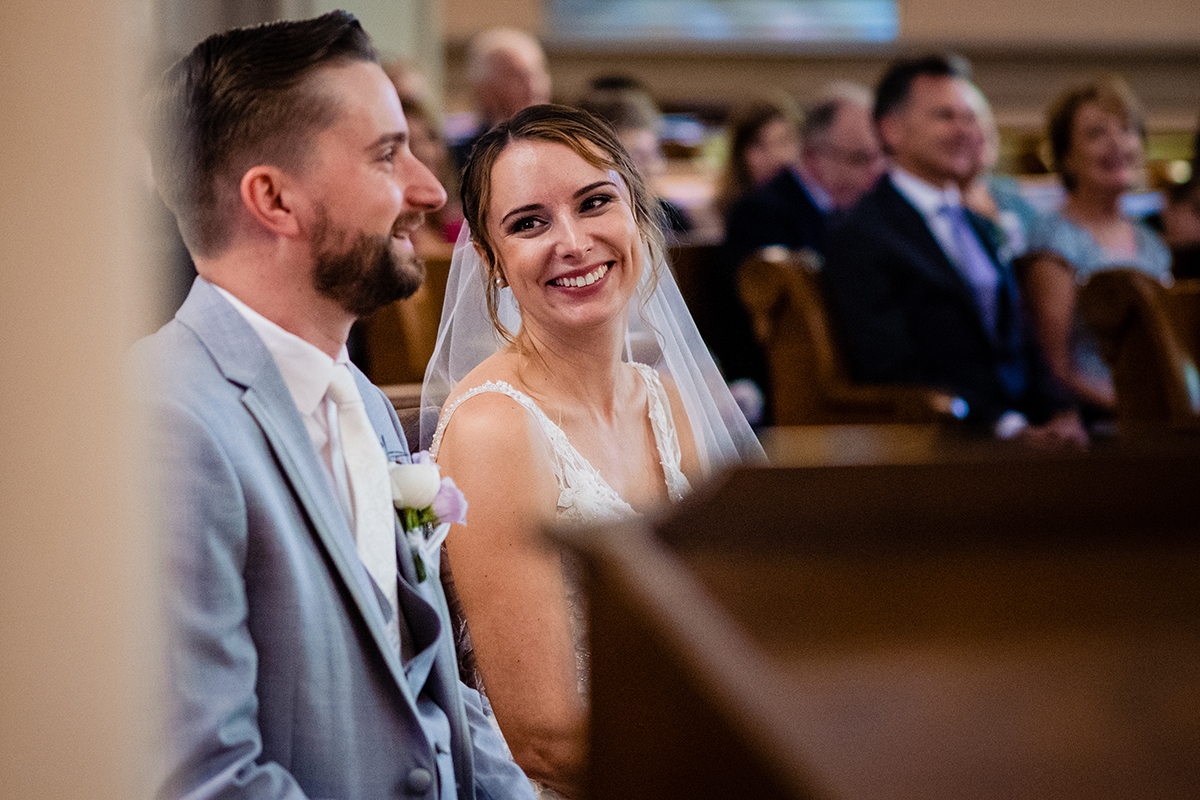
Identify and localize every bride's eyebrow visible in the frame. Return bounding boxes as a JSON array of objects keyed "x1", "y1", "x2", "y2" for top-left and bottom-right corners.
[{"x1": 573, "y1": 180, "x2": 616, "y2": 198}]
